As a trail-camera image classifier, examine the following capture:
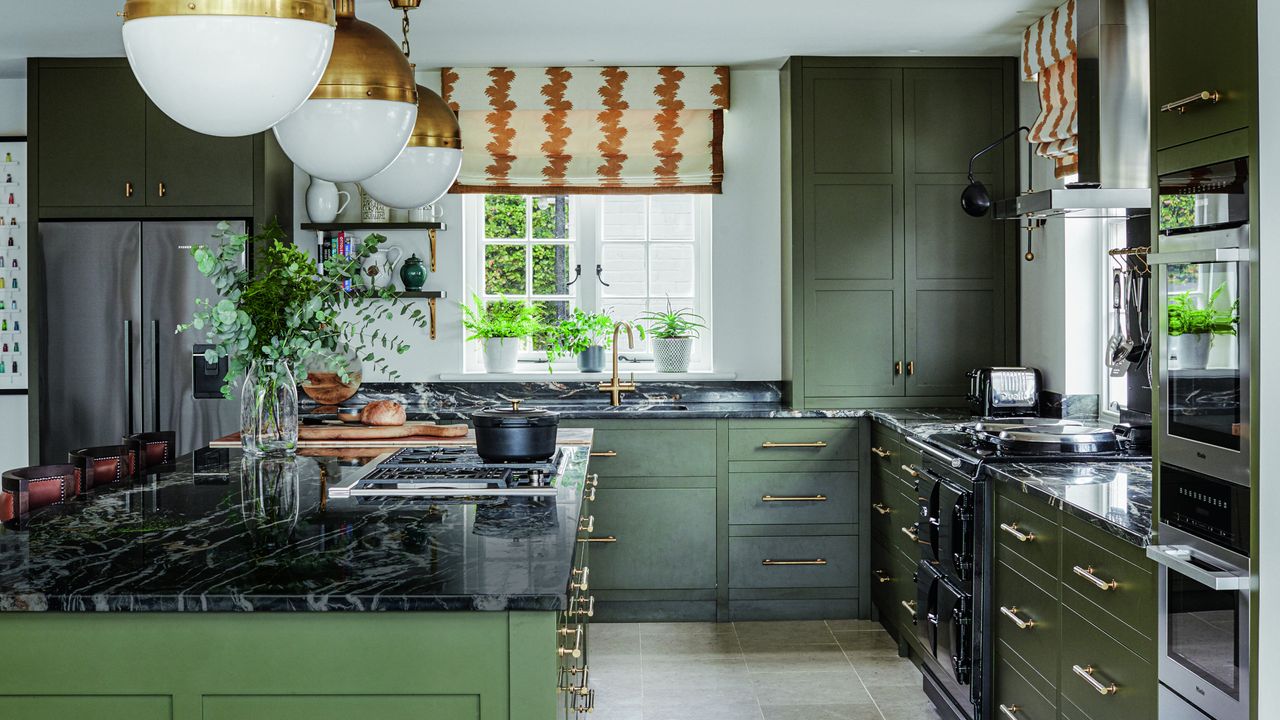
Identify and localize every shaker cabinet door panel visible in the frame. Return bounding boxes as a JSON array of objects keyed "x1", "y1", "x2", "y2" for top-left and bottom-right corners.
[
  {"x1": 907, "y1": 288, "x2": 1001, "y2": 396},
  {"x1": 37, "y1": 67, "x2": 147, "y2": 208},
  {"x1": 805, "y1": 68, "x2": 900, "y2": 175},
  {"x1": 810, "y1": 183, "x2": 898, "y2": 282},
  {"x1": 145, "y1": 103, "x2": 254, "y2": 207},
  {"x1": 804, "y1": 288, "x2": 904, "y2": 398},
  {"x1": 588, "y1": 488, "x2": 716, "y2": 590}
]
